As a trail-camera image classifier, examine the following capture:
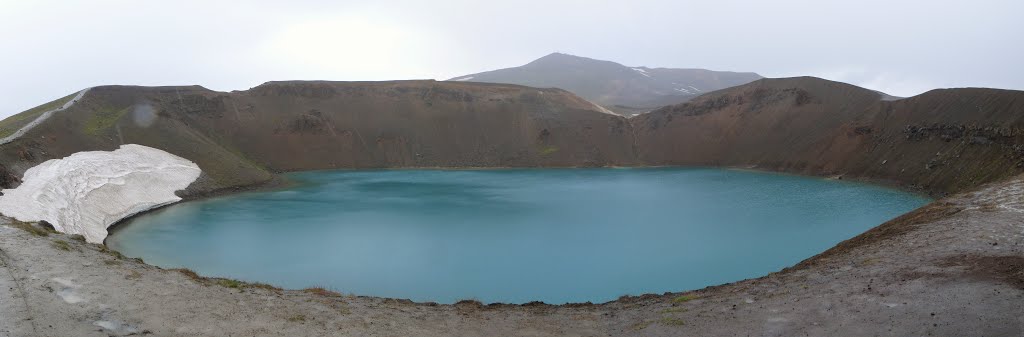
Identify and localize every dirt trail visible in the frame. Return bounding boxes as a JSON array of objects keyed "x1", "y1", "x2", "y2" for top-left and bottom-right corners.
[
  {"x1": 0, "y1": 226, "x2": 35, "y2": 337},
  {"x1": 0, "y1": 88, "x2": 89, "y2": 145}
]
